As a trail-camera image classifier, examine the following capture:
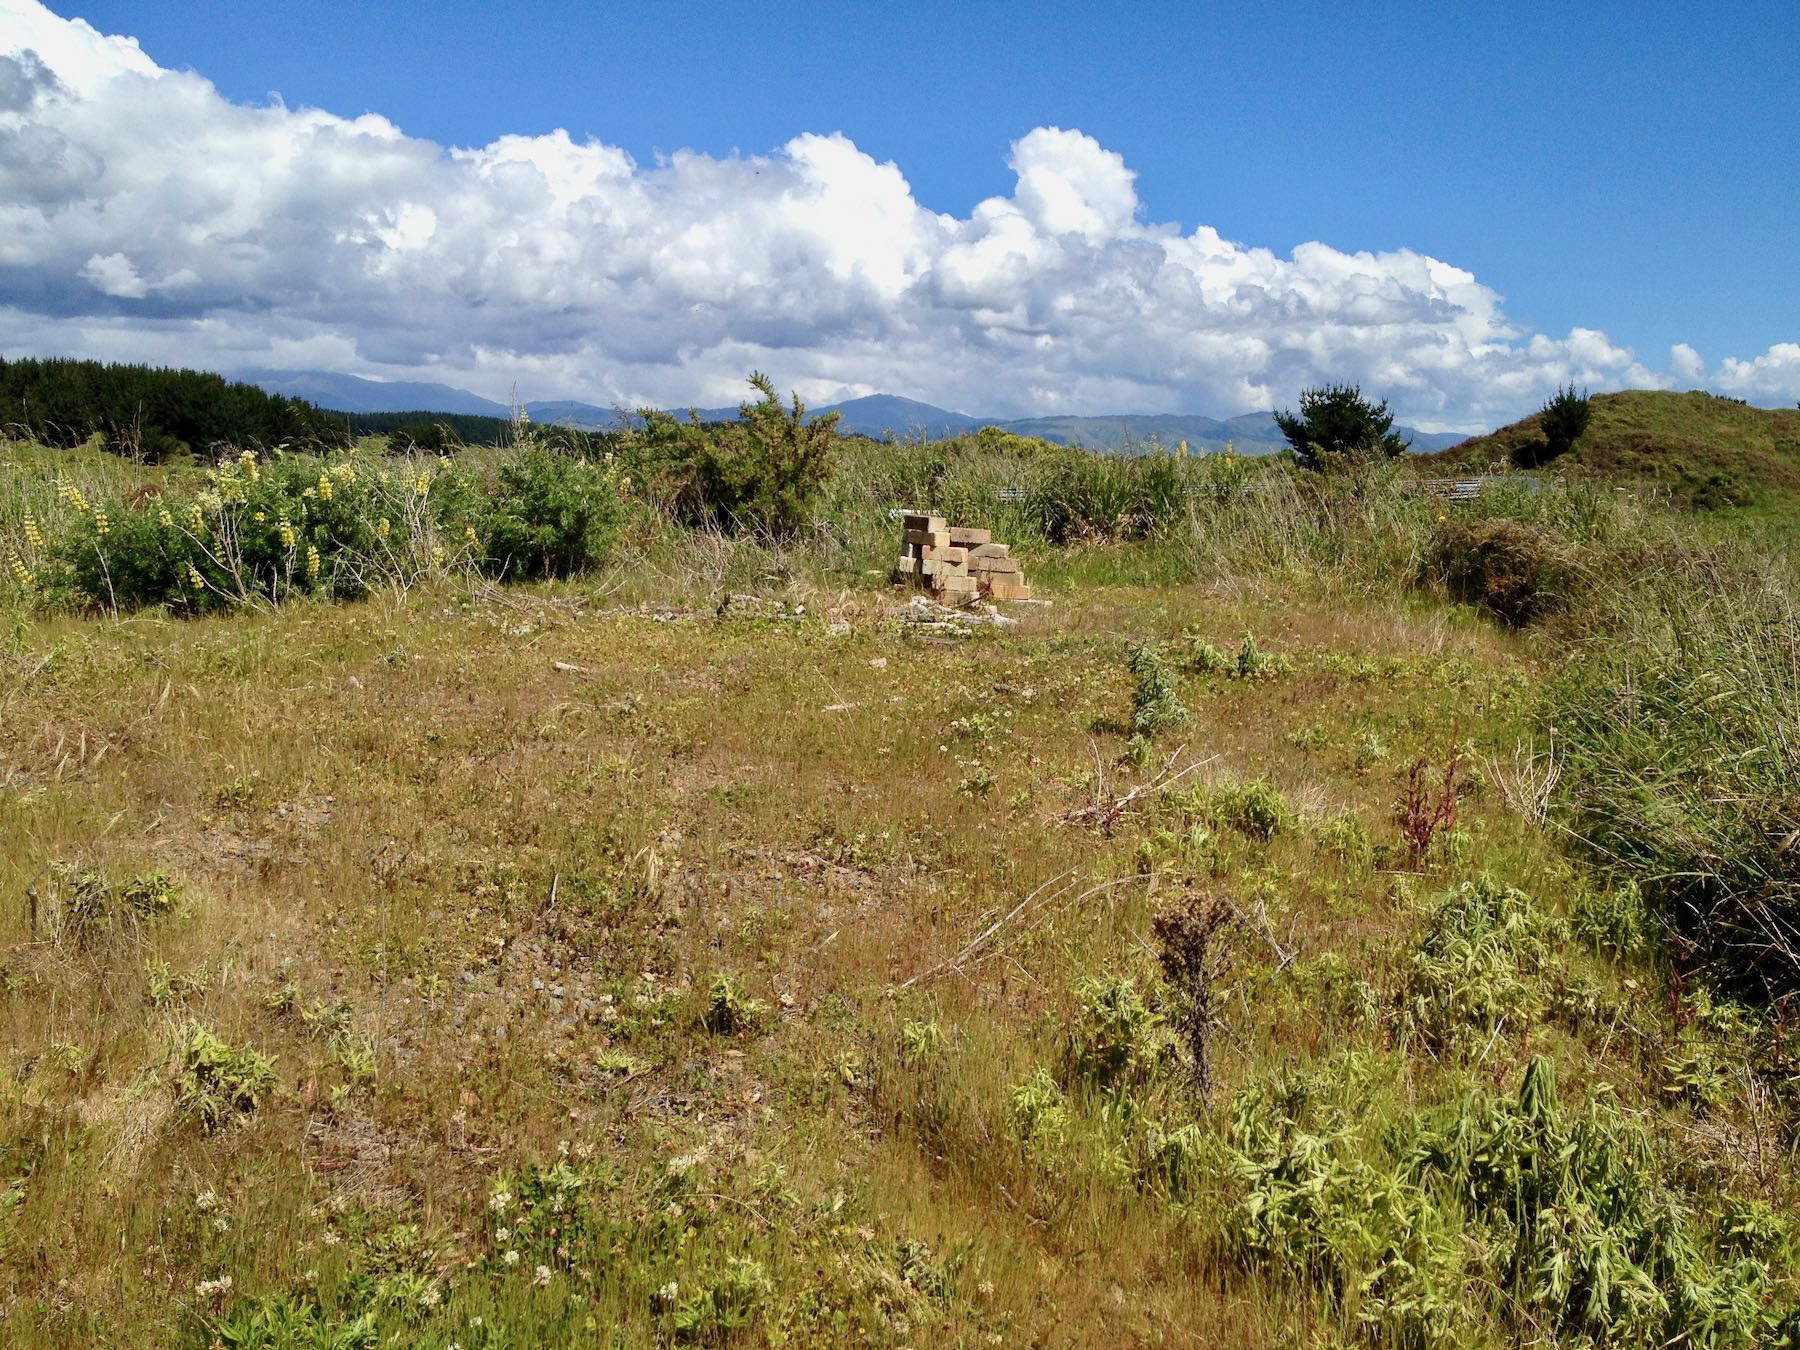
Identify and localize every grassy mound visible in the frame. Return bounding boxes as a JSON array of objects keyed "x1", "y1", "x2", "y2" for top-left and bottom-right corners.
[{"x1": 1422, "y1": 390, "x2": 1800, "y2": 515}]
